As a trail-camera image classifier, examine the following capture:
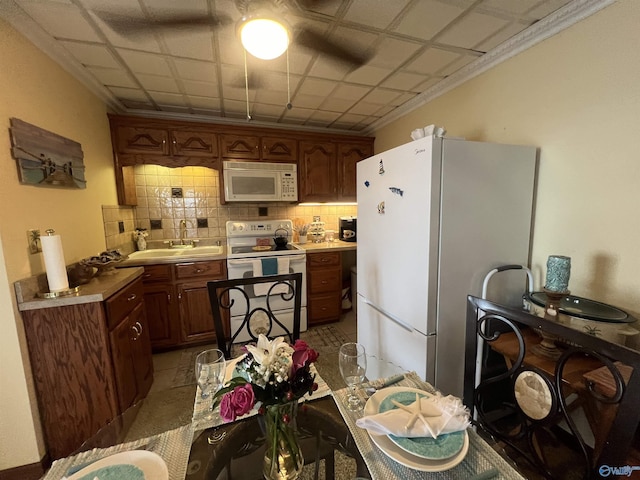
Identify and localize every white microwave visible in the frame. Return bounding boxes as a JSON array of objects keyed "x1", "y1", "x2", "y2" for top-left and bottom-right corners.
[{"x1": 222, "y1": 161, "x2": 298, "y2": 202}]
